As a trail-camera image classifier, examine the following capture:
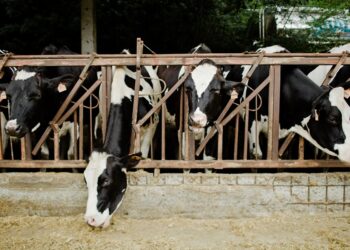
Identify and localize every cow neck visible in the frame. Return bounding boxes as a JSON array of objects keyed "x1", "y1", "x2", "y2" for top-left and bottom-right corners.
[
  {"x1": 103, "y1": 99, "x2": 132, "y2": 157},
  {"x1": 280, "y1": 67, "x2": 324, "y2": 126}
]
